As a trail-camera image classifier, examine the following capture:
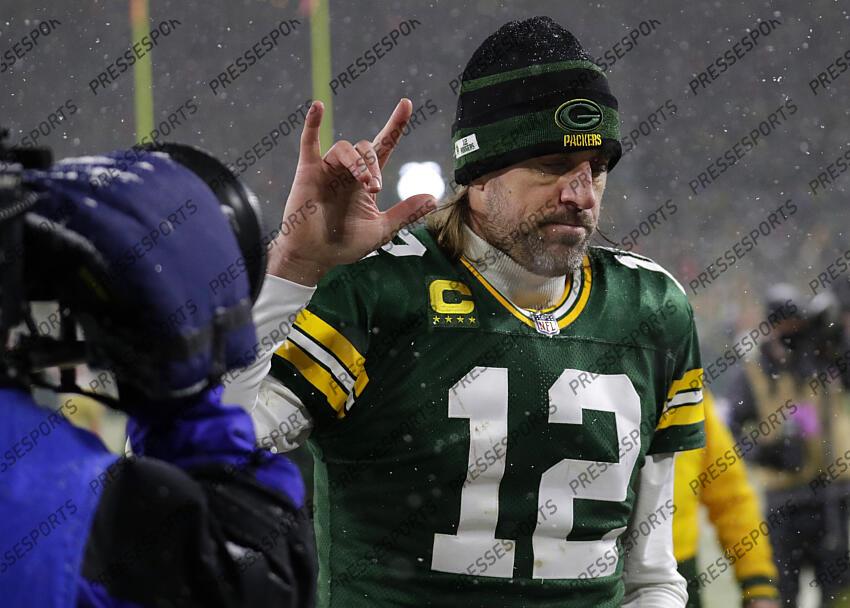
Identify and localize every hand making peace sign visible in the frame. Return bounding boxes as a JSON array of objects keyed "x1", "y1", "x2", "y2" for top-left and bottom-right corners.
[{"x1": 268, "y1": 98, "x2": 437, "y2": 286}]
